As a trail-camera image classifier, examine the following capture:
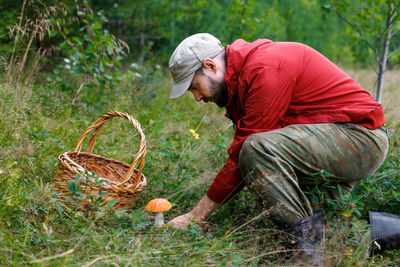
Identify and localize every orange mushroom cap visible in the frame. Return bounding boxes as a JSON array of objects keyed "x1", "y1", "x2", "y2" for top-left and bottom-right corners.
[{"x1": 145, "y1": 198, "x2": 172, "y2": 212}]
